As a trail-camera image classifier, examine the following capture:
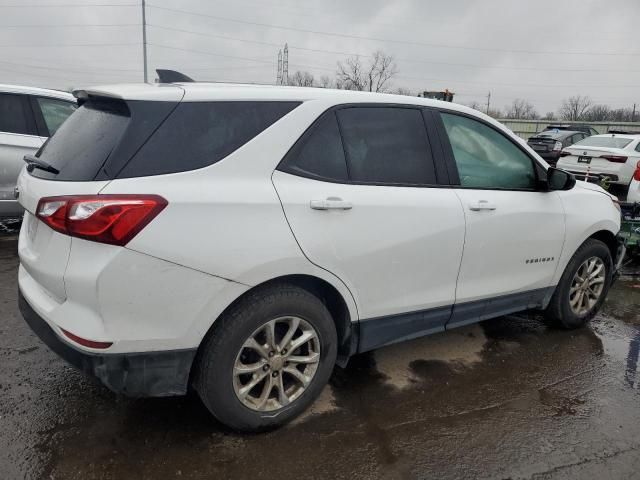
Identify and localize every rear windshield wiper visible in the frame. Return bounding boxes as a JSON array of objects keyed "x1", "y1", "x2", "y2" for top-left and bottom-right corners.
[{"x1": 24, "y1": 154, "x2": 59, "y2": 175}]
